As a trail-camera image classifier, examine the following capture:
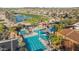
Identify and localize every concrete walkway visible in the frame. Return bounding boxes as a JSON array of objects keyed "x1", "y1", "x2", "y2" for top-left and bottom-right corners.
[{"x1": 39, "y1": 38, "x2": 51, "y2": 51}]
